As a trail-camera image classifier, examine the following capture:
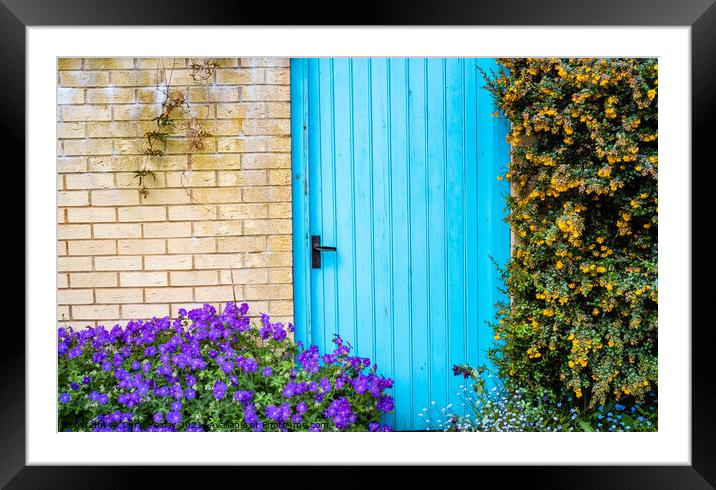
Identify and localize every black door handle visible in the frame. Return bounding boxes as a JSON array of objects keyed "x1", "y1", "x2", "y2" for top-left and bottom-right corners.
[{"x1": 312, "y1": 235, "x2": 336, "y2": 268}]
